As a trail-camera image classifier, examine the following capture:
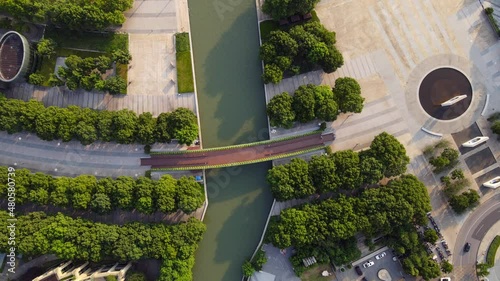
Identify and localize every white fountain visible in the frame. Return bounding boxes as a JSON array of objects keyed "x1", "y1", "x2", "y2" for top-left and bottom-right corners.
[{"x1": 441, "y1": 94, "x2": 467, "y2": 107}]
